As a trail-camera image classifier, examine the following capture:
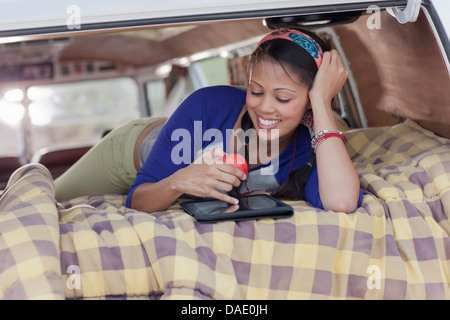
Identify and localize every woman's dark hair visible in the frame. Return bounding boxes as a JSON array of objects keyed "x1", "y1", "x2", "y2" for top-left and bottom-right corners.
[{"x1": 242, "y1": 28, "x2": 329, "y2": 200}]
